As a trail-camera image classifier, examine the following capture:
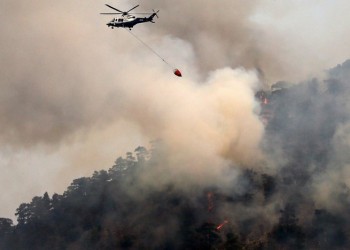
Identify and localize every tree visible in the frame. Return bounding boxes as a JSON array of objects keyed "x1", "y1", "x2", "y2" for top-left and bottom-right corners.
[
  {"x1": 193, "y1": 223, "x2": 222, "y2": 250},
  {"x1": 222, "y1": 232, "x2": 242, "y2": 250},
  {"x1": 134, "y1": 146, "x2": 149, "y2": 163},
  {"x1": 15, "y1": 203, "x2": 31, "y2": 225},
  {"x1": 0, "y1": 218, "x2": 14, "y2": 249},
  {"x1": 0, "y1": 218, "x2": 13, "y2": 236},
  {"x1": 270, "y1": 204, "x2": 305, "y2": 249}
]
